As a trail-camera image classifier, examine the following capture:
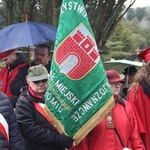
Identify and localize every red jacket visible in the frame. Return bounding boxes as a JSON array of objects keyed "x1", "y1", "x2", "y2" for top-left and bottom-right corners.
[
  {"x1": 0, "y1": 53, "x2": 27, "y2": 99},
  {"x1": 0, "y1": 63, "x2": 26, "y2": 98},
  {"x1": 75, "y1": 96, "x2": 145, "y2": 150},
  {"x1": 128, "y1": 83, "x2": 150, "y2": 150}
]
